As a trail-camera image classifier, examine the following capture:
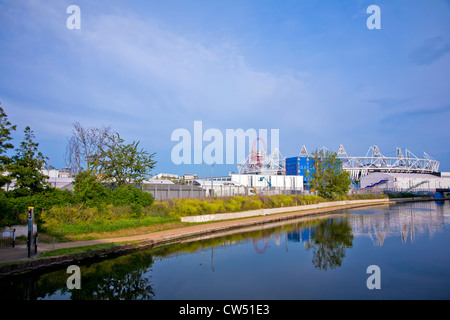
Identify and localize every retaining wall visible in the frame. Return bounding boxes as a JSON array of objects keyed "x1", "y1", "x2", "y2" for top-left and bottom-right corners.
[{"x1": 180, "y1": 198, "x2": 390, "y2": 223}]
